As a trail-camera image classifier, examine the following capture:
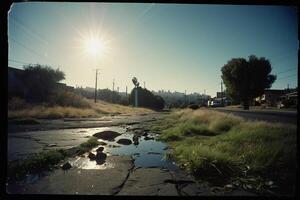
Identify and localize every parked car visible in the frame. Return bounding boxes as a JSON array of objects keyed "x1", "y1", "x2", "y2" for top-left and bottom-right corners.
[{"x1": 211, "y1": 100, "x2": 223, "y2": 107}]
